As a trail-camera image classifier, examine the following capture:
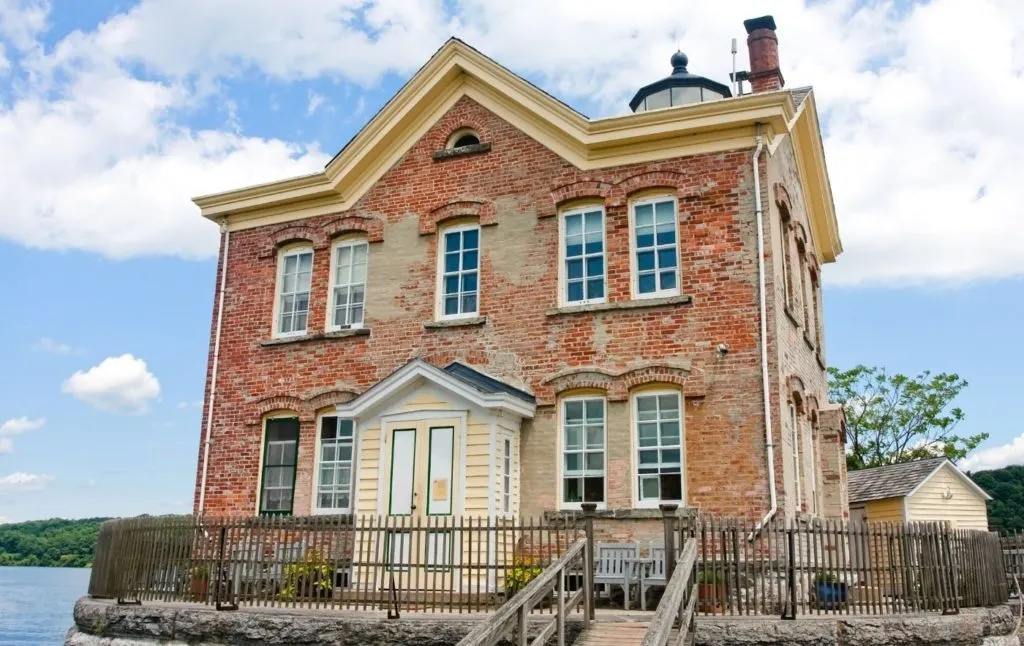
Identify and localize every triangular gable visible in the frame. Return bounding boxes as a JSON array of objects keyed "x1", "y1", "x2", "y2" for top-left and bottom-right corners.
[
  {"x1": 908, "y1": 460, "x2": 993, "y2": 502},
  {"x1": 334, "y1": 358, "x2": 535, "y2": 420},
  {"x1": 193, "y1": 39, "x2": 839, "y2": 262}
]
